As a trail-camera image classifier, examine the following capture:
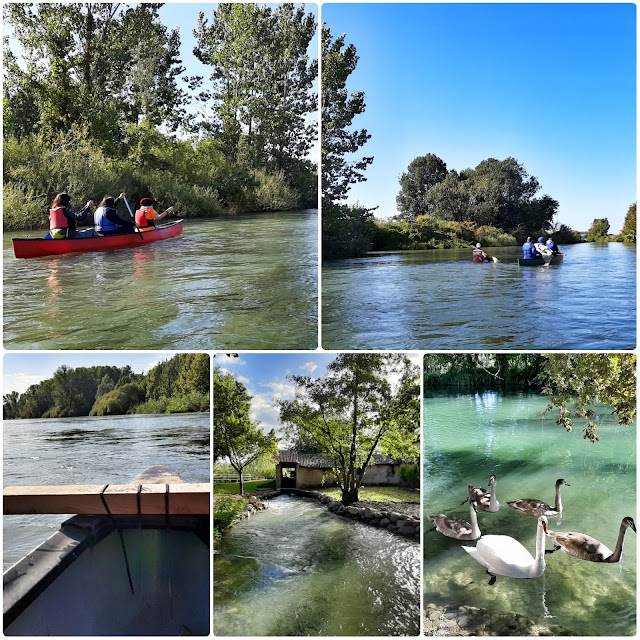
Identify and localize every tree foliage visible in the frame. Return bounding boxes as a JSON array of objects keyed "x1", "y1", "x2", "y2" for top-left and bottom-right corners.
[
  {"x1": 396, "y1": 154, "x2": 448, "y2": 221},
  {"x1": 279, "y1": 354, "x2": 420, "y2": 504},
  {"x1": 541, "y1": 354, "x2": 636, "y2": 443},
  {"x1": 587, "y1": 218, "x2": 611, "y2": 242},
  {"x1": 620, "y1": 203, "x2": 636, "y2": 244},
  {"x1": 213, "y1": 367, "x2": 278, "y2": 495},
  {"x1": 3, "y1": 354, "x2": 210, "y2": 420}
]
